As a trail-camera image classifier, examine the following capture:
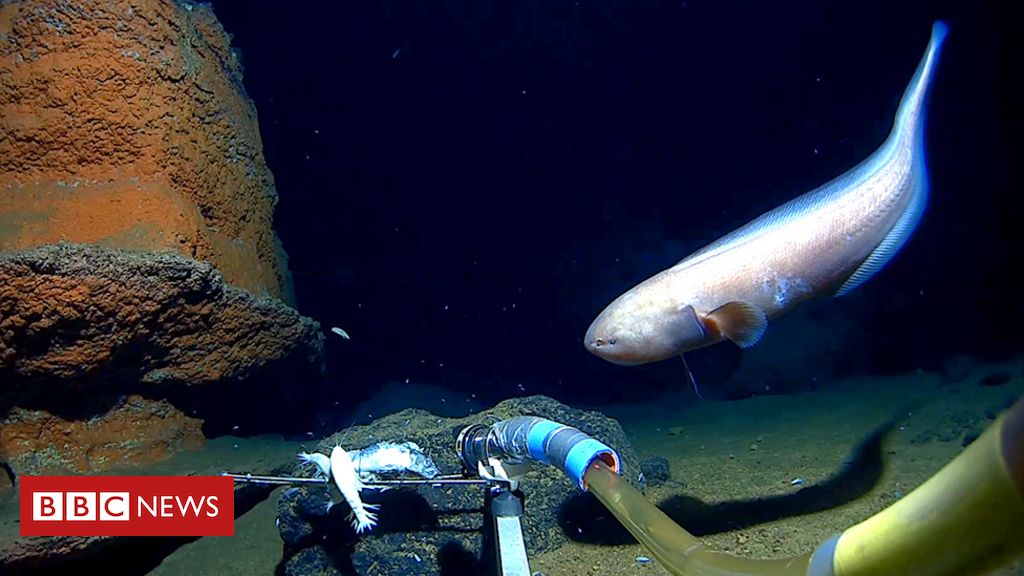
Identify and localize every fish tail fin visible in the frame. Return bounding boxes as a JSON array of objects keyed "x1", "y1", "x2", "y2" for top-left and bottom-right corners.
[{"x1": 837, "y1": 21, "x2": 948, "y2": 297}]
